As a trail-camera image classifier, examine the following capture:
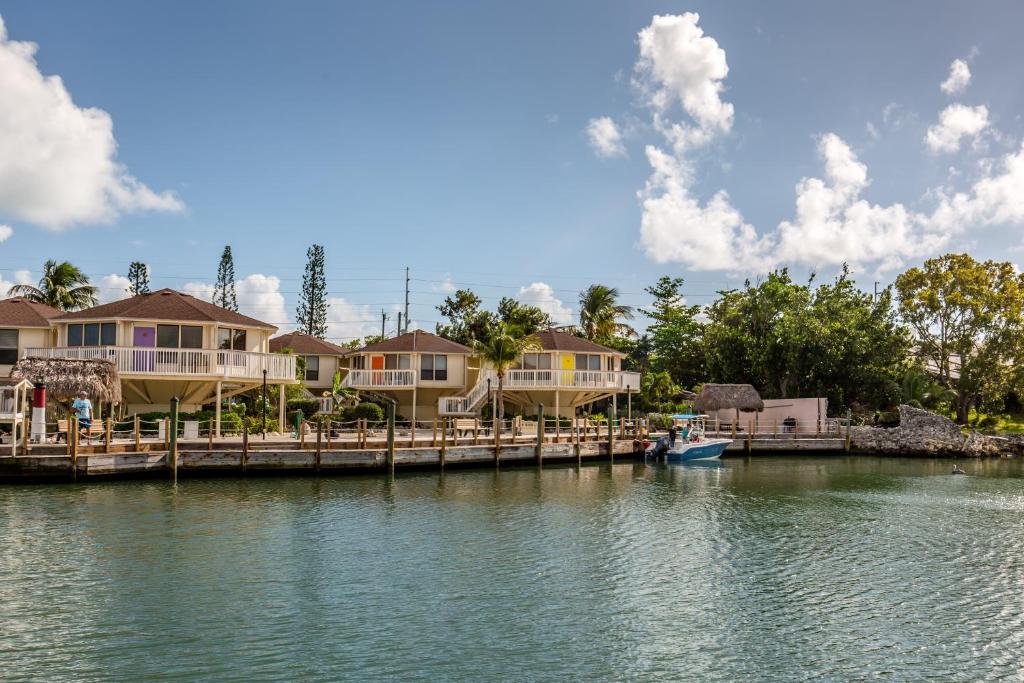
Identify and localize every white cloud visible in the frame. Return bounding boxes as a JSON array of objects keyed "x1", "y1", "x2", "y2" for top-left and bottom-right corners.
[
  {"x1": 0, "y1": 15, "x2": 183, "y2": 230},
  {"x1": 0, "y1": 224, "x2": 11, "y2": 242},
  {"x1": 925, "y1": 143, "x2": 1024, "y2": 233},
  {"x1": 326, "y1": 297, "x2": 390, "y2": 342},
  {"x1": 430, "y1": 275, "x2": 456, "y2": 294},
  {"x1": 0, "y1": 267, "x2": 32, "y2": 297},
  {"x1": 865, "y1": 122, "x2": 880, "y2": 140},
  {"x1": 586, "y1": 116, "x2": 626, "y2": 158},
  {"x1": 184, "y1": 274, "x2": 287, "y2": 327},
  {"x1": 97, "y1": 274, "x2": 131, "y2": 304},
  {"x1": 925, "y1": 104, "x2": 989, "y2": 153},
  {"x1": 517, "y1": 282, "x2": 572, "y2": 325},
  {"x1": 545, "y1": 113, "x2": 559, "y2": 125},
  {"x1": 640, "y1": 145, "x2": 773, "y2": 272},
  {"x1": 635, "y1": 13, "x2": 734, "y2": 136},
  {"x1": 940, "y1": 58, "x2": 971, "y2": 95},
  {"x1": 775, "y1": 134, "x2": 946, "y2": 272}
]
